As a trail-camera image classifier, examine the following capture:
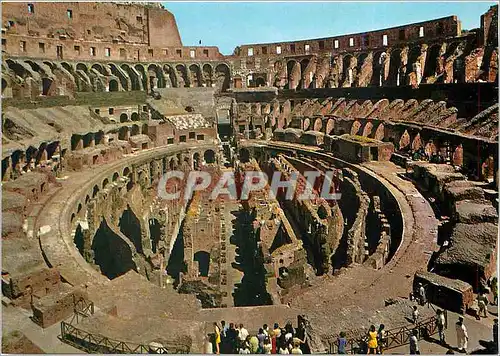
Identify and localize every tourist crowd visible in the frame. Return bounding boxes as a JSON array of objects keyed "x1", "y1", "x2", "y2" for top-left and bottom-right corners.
[{"x1": 211, "y1": 320, "x2": 310, "y2": 354}]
